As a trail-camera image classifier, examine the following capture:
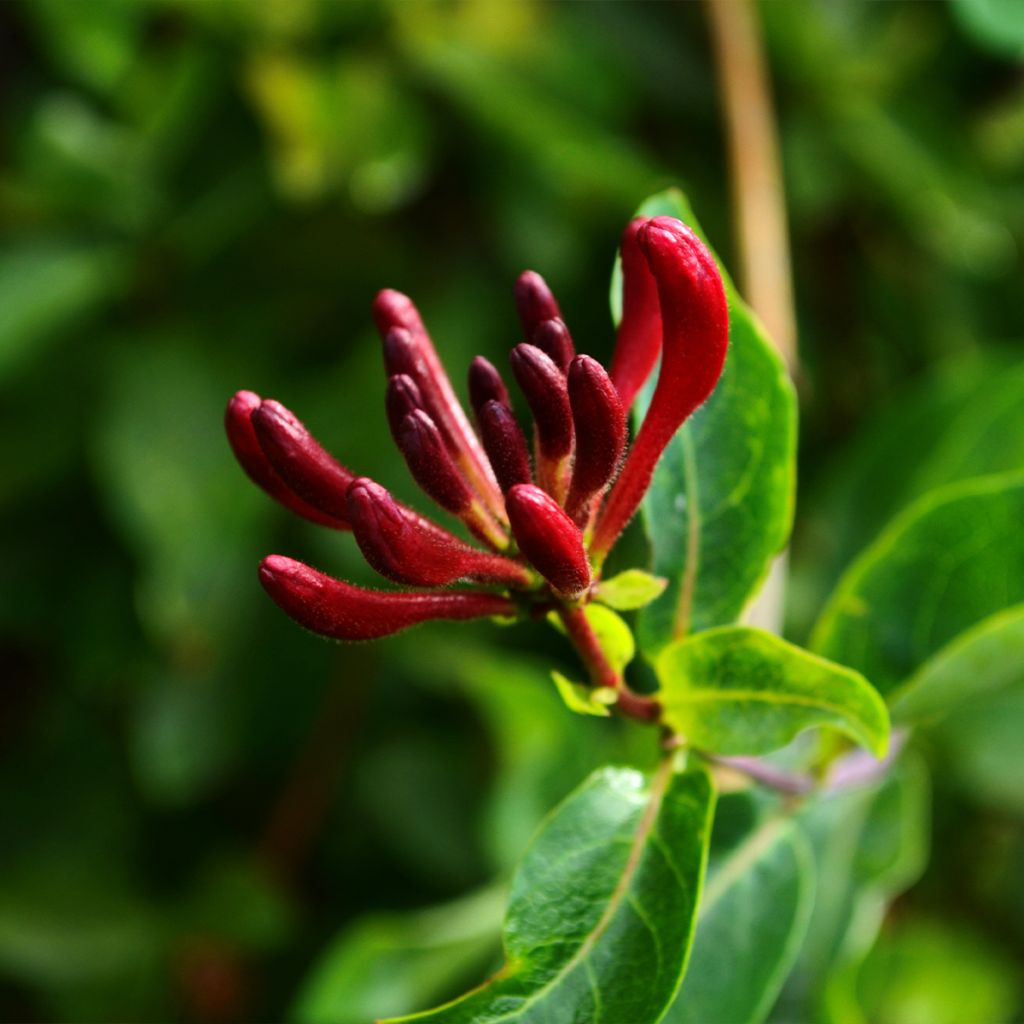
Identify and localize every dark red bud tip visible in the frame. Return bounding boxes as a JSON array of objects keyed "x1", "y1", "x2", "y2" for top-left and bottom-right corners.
[
  {"x1": 478, "y1": 400, "x2": 532, "y2": 493},
  {"x1": 259, "y1": 554, "x2": 516, "y2": 641},
  {"x1": 505, "y1": 484, "x2": 591, "y2": 598},
  {"x1": 530, "y1": 318, "x2": 575, "y2": 374},
  {"x1": 382, "y1": 326, "x2": 426, "y2": 380},
  {"x1": 386, "y1": 374, "x2": 425, "y2": 442},
  {"x1": 514, "y1": 270, "x2": 561, "y2": 335},
  {"x1": 225, "y1": 391, "x2": 348, "y2": 529},
  {"x1": 468, "y1": 356, "x2": 510, "y2": 414},
  {"x1": 397, "y1": 410, "x2": 473, "y2": 513},
  {"x1": 373, "y1": 289, "x2": 426, "y2": 339},
  {"x1": 610, "y1": 217, "x2": 662, "y2": 411},
  {"x1": 347, "y1": 478, "x2": 530, "y2": 588},
  {"x1": 509, "y1": 344, "x2": 574, "y2": 460},
  {"x1": 251, "y1": 400, "x2": 354, "y2": 524},
  {"x1": 566, "y1": 355, "x2": 626, "y2": 518}
]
